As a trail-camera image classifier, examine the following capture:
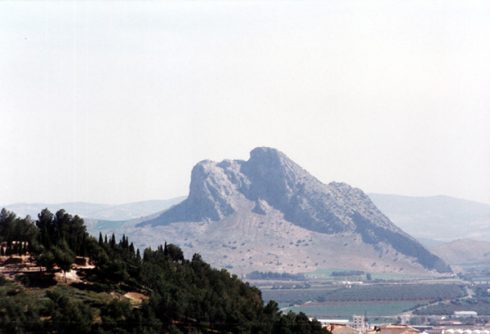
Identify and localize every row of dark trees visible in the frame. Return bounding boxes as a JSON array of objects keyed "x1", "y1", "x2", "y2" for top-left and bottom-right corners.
[
  {"x1": 0, "y1": 207, "x2": 328, "y2": 333},
  {"x1": 0, "y1": 209, "x2": 37, "y2": 255},
  {"x1": 247, "y1": 271, "x2": 306, "y2": 281},
  {"x1": 0, "y1": 208, "x2": 89, "y2": 277}
]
